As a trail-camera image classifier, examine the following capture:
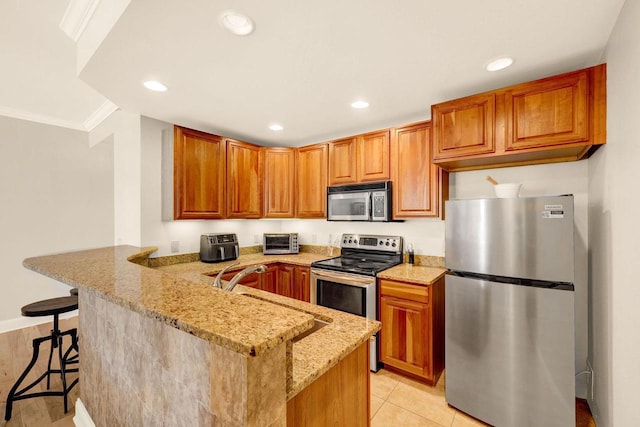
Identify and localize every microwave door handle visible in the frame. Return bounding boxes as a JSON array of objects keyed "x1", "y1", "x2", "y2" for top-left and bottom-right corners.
[{"x1": 367, "y1": 193, "x2": 372, "y2": 218}]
